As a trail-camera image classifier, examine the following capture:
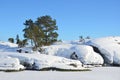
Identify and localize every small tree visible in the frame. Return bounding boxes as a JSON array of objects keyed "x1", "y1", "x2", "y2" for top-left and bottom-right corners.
[
  {"x1": 18, "y1": 39, "x2": 28, "y2": 48},
  {"x1": 79, "y1": 36, "x2": 84, "y2": 42},
  {"x1": 22, "y1": 39, "x2": 28, "y2": 47},
  {"x1": 86, "y1": 36, "x2": 90, "y2": 39},
  {"x1": 16, "y1": 34, "x2": 20, "y2": 44},
  {"x1": 8, "y1": 38, "x2": 14, "y2": 43}
]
